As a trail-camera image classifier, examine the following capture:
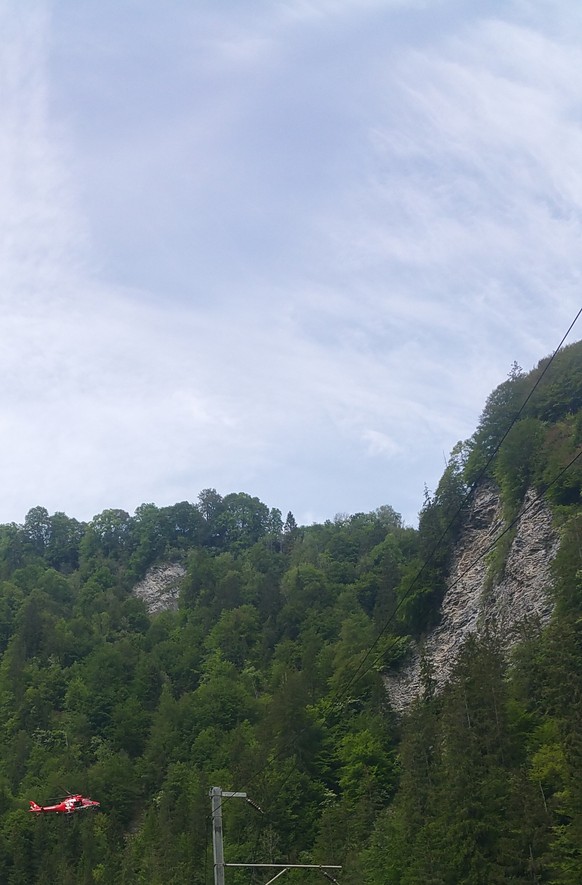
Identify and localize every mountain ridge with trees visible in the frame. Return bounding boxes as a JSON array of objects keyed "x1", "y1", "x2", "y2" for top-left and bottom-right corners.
[{"x1": 0, "y1": 341, "x2": 580, "y2": 883}]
